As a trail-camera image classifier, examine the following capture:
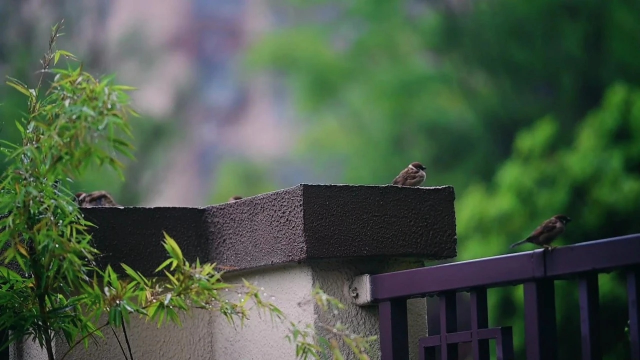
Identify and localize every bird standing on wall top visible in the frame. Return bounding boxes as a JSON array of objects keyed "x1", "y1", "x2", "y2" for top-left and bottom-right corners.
[
  {"x1": 228, "y1": 195, "x2": 243, "y2": 202},
  {"x1": 392, "y1": 162, "x2": 427, "y2": 187},
  {"x1": 509, "y1": 214, "x2": 572, "y2": 250},
  {"x1": 75, "y1": 191, "x2": 119, "y2": 207}
]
